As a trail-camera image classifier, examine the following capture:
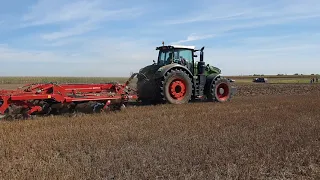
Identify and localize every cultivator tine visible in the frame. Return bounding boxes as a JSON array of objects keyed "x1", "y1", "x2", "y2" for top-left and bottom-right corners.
[
  {"x1": 125, "y1": 72, "x2": 149, "y2": 86},
  {"x1": 125, "y1": 73, "x2": 138, "y2": 86}
]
